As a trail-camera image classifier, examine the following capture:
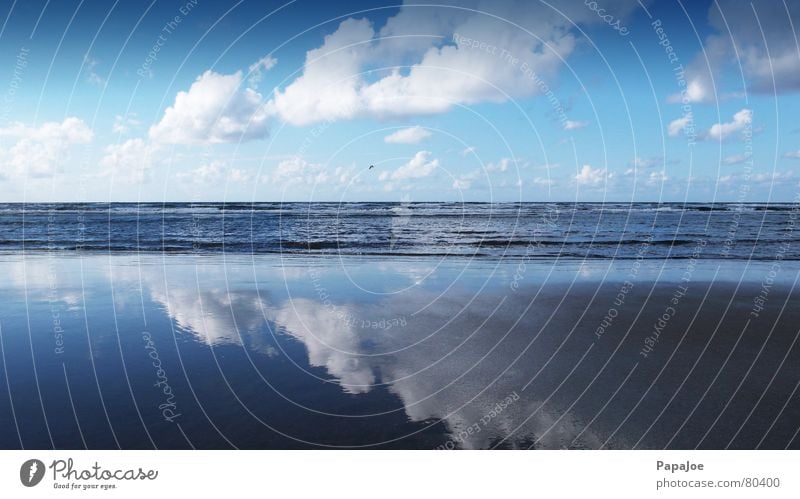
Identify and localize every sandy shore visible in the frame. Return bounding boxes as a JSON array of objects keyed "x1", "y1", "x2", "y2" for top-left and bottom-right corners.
[{"x1": 0, "y1": 255, "x2": 798, "y2": 449}]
